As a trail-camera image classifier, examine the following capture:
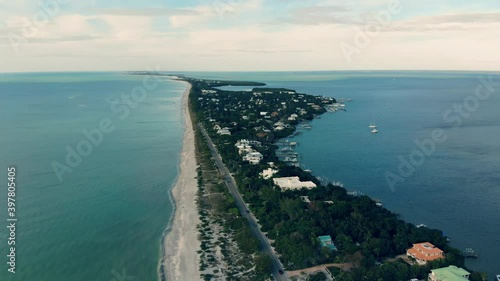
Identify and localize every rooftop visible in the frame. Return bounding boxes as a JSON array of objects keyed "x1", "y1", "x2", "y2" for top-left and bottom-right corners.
[
  {"x1": 318, "y1": 235, "x2": 338, "y2": 251},
  {"x1": 407, "y1": 242, "x2": 444, "y2": 264},
  {"x1": 273, "y1": 176, "x2": 317, "y2": 190},
  {"x1": 429, "y1": 265, "x2": 470, "y2": 281}
]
